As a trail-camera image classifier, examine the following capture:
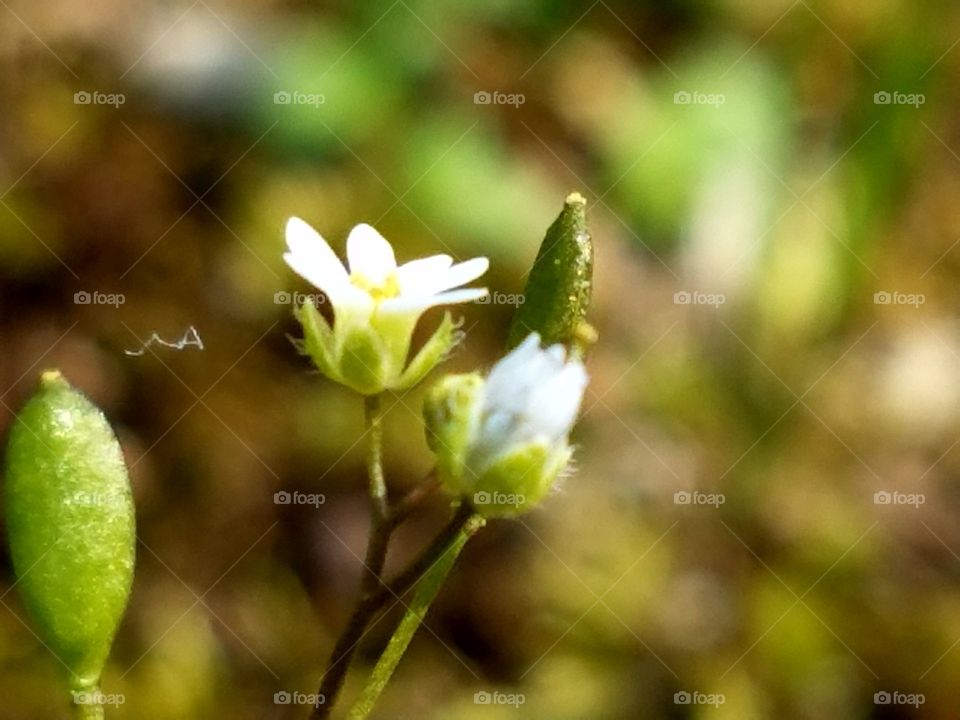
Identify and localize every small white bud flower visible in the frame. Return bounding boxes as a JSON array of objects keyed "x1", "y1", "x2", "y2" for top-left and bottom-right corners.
[{"x1": 424, "y1": 333, "x2": 588, "y2": 517}]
